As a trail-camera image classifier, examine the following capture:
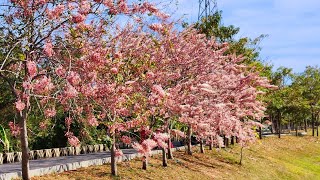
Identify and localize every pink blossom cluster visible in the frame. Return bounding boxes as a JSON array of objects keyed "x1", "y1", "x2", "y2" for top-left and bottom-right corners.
[
  {"x1": 15, "y1": 100, "x2": 25, "y2": 112},
  {"x1": 121, "y1": 136, "x2": 132, "y2": 145},
  {"x1": 171, "y1": 129, "x2": 185, "y2": 138},
  {"x1": 87, "y1": 115, "x2": 99, "y2": 127},
  {"x1": 66, "y1": 132, "x2": 80, "y2": 147},
  {"x1": 132, "y1": 139, "x2": 158, "y2": 157},
  {"x1": 26, "y1": 61, "x2": 37, "y2": 78},
  {"x1": 32, "y1": 76, "x2": 54, "y2": 94},
  {"x1": 44, "y1": 108, "x2": 56, "y2": 118},
  {"x1": 153, "y1": 133, "x2": 170, "y2": 149},
  {"x1": 46, "y1": 4, "x2": 64, "y2": 19},
  {"x1": 43, "y1": 42, "x2": 53, "y2": 57},
  {"x1": 115, "y1": 149, "x2": 123, "y2": 157},
  {"x1": 9, "y1": 121, "x2": 21, "y2": 137}
]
